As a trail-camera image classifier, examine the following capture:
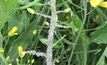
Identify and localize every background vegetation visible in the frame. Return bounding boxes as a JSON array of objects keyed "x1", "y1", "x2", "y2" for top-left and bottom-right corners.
[{"x1": 0, "y1": 0, "x2": 107, "y2": 65}]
